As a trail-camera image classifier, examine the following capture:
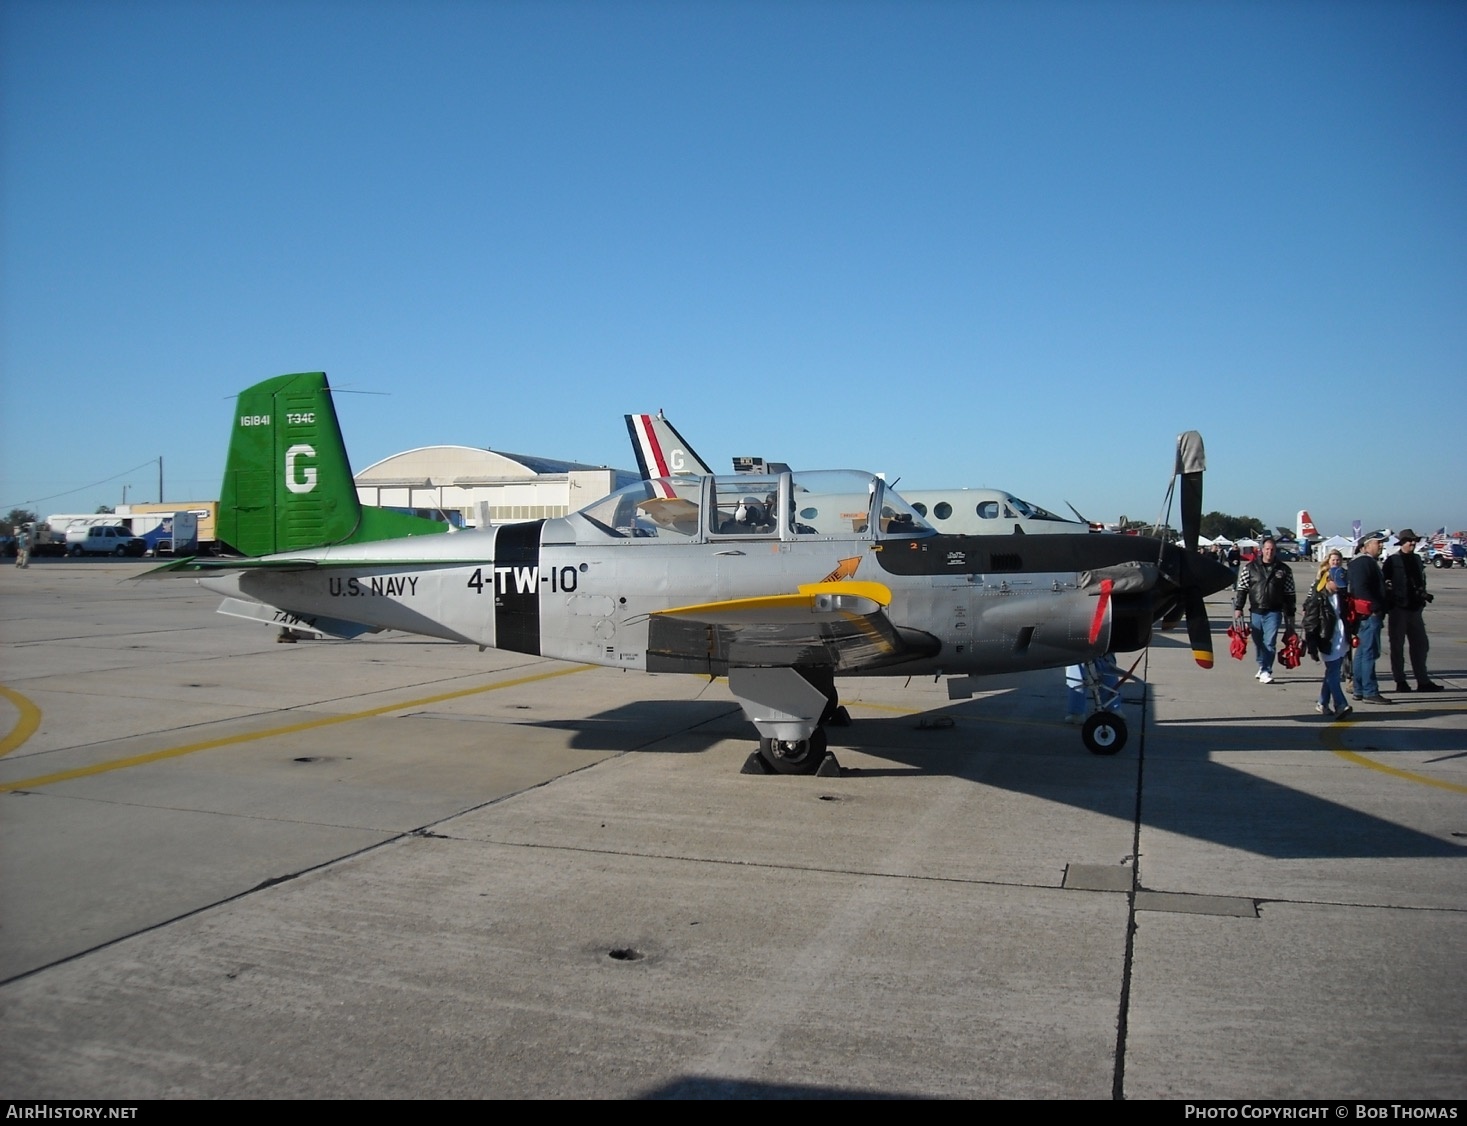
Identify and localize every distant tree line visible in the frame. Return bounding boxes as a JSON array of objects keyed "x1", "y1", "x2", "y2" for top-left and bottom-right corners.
[
  {"x1": 1200, "y1": 511, "x2": 1270, "y2": 541},
  {"x1": 1, "y1": 505, "x2": 113, "y2": 535},
  {"x1": 2, "y1": 508, "x2": 38, "y2": 536}
]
